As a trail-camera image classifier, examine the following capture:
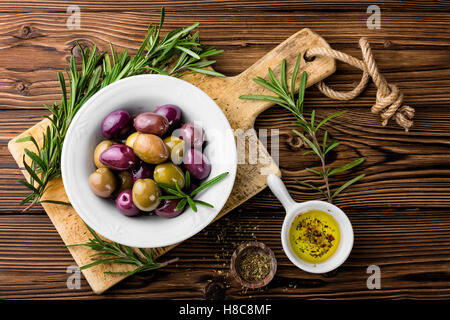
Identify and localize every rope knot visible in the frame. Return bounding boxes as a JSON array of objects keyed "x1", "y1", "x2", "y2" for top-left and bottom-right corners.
[
  {"x1": 306, "y1": 37, "x2": 415, "y2": 132},
  {"x1": 371, "y1": 83, "x2": 414, "y2": 131}
]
